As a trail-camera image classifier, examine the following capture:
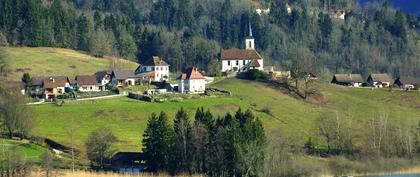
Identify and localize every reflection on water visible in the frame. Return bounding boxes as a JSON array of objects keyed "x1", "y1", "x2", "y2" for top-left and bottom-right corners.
[{"x1": 362, "y1": 173, "x2": 420, "y2": 177}]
